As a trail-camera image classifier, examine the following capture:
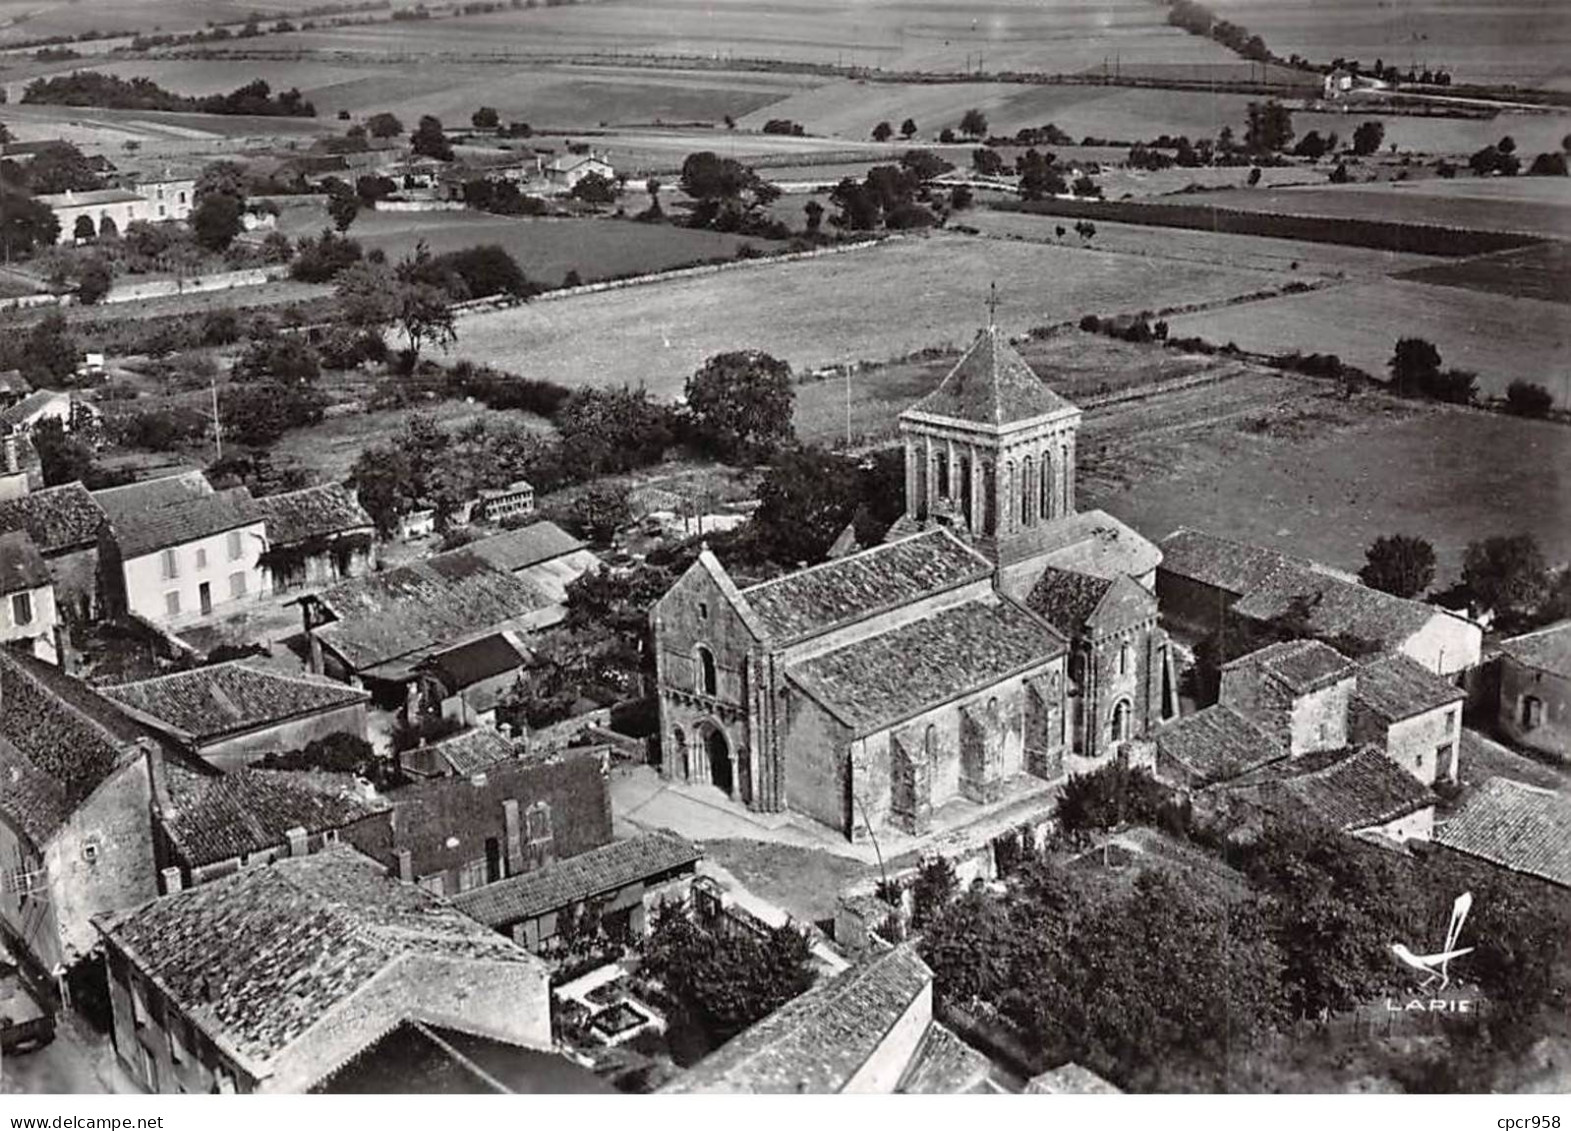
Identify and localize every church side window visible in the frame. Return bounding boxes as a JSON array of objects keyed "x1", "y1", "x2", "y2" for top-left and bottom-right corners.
[
  {"x1": 1021, "y1": 457, "x2": 1034, "y2": 526},
  {"x1": 1118, "y1": 640, "x2": 1130, "y2": 677},
  {"x1": 1040, "y1": 454, "x2": 1053, "y2": 521},
  {"x1": 934, "y1": 449, "x2": 949, "y2": 499},
  {"x1": 697, "y1": 646, "x2": 718, "y2": 696}
]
